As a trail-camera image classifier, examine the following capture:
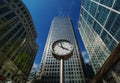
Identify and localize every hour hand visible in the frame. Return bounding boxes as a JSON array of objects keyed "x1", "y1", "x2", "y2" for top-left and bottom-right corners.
[
  {"x1": 62, "y1": 47, "x2": 70, "y2": 51},
  {"x1": 58, "y1": 42, "x2": 70, "y2": 51},
  {"x1": 61, "y1": 45, "x2": 70, "y2": 51}
]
